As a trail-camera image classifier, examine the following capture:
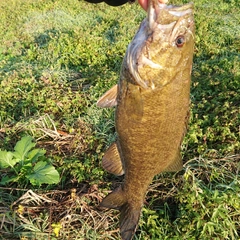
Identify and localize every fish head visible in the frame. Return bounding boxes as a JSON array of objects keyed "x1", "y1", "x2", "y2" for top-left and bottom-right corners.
[{"x1": 126, "y1": 1, "x2": 195, "y2": 89}]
